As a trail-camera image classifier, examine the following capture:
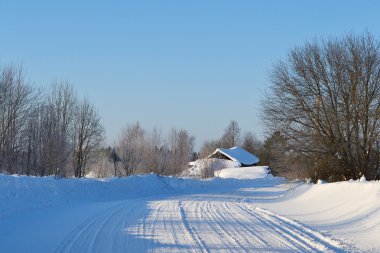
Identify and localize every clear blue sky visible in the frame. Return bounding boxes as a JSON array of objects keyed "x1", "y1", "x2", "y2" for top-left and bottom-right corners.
[{"x1": 1, "y1": 1, "x2": 380, "y2": 150}]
